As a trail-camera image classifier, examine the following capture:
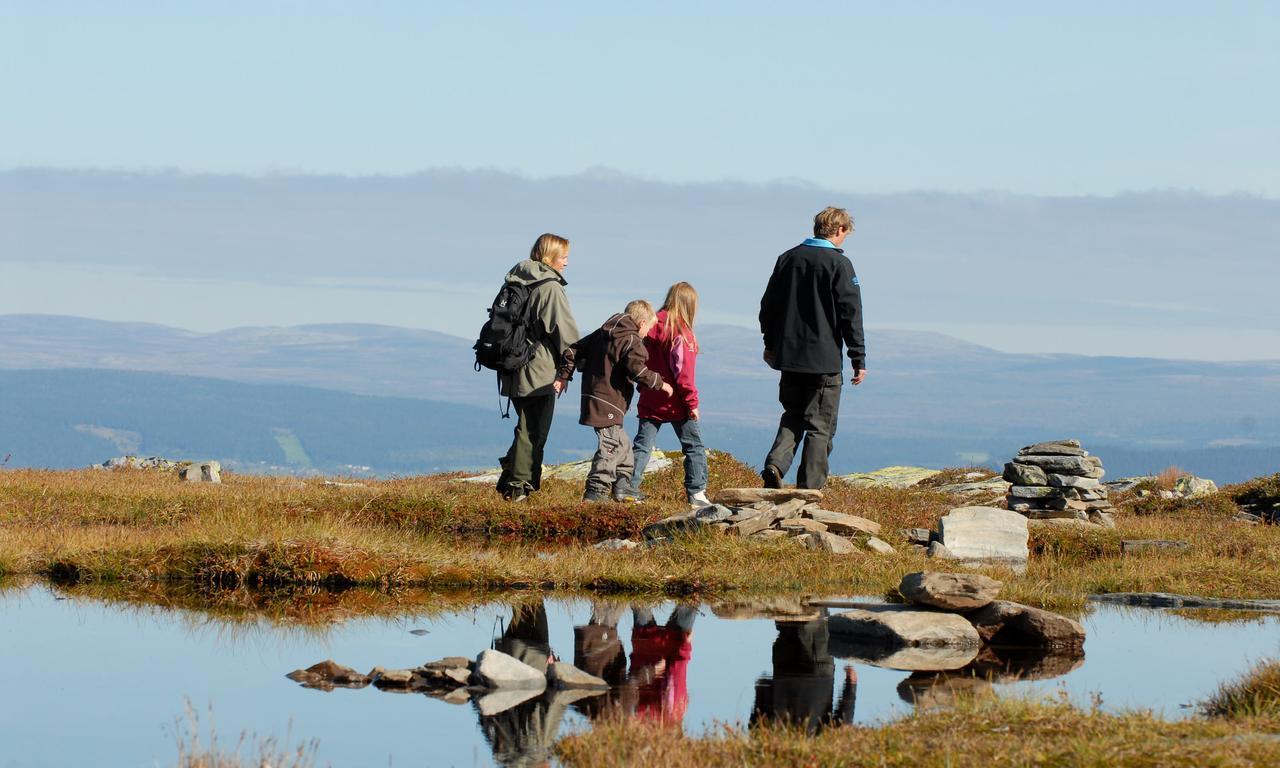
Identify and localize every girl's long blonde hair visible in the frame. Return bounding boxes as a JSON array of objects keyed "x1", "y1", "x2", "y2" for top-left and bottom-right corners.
[{"x1": 660, "y1": 282, "x2": 699, "y2": 352}]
